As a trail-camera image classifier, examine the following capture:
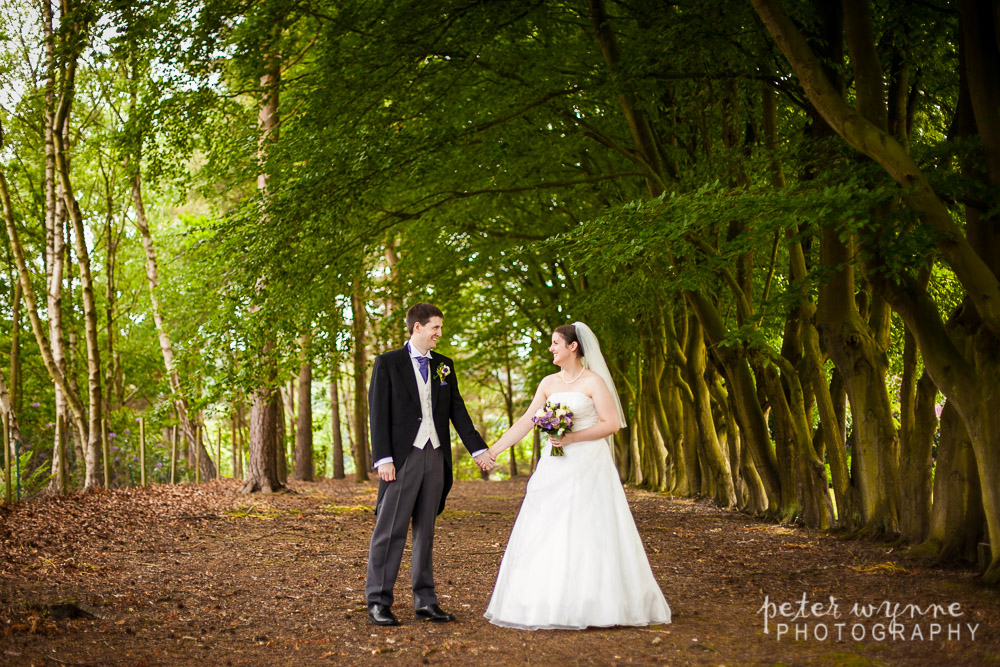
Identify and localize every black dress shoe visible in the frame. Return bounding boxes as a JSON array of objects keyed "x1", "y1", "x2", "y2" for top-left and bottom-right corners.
[
  {"x1": 414, "y1": 604, "x2": 455, "y2": 622},
  {"x1": 368, "y1": 604, "x2": 400, "y2": 626}
]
